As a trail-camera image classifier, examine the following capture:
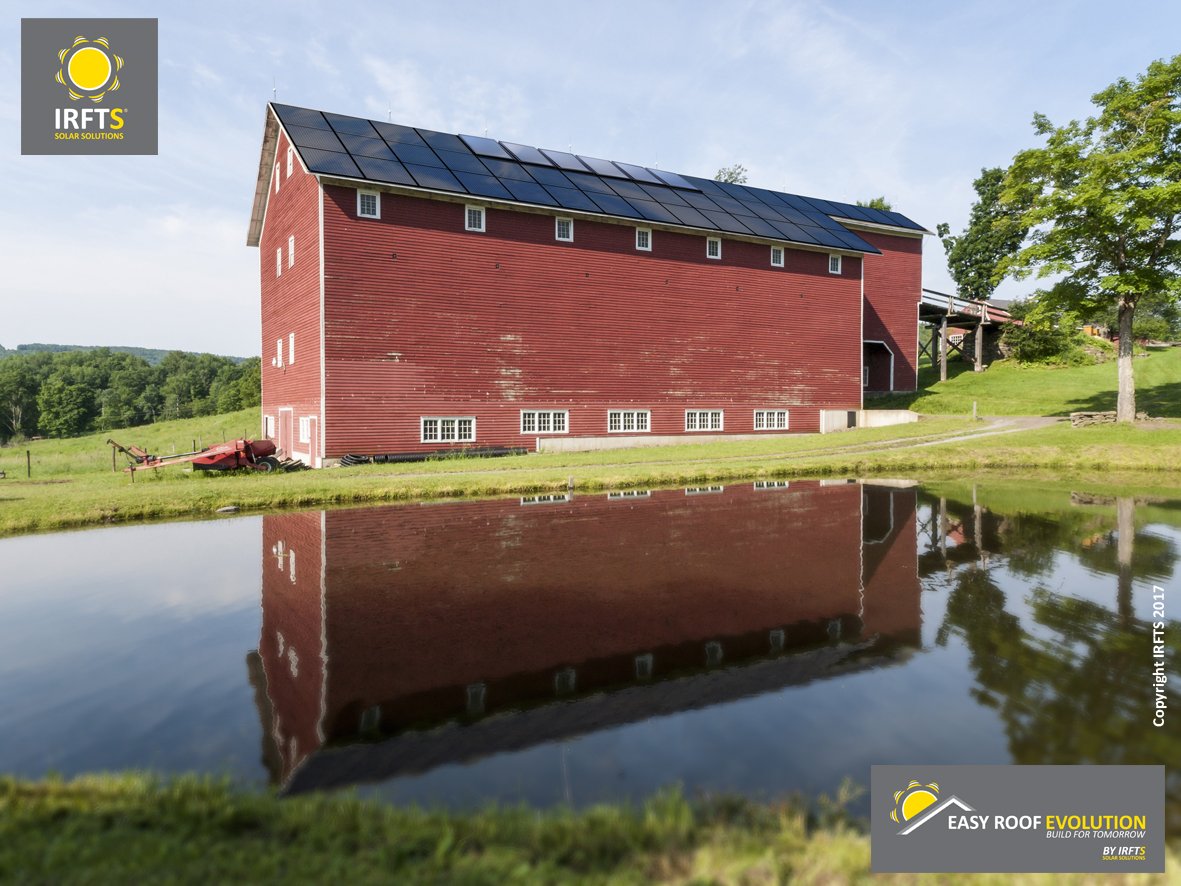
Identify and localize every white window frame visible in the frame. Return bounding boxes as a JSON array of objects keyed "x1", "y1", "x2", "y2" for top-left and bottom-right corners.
[
  {"x1": 276, "y1": 338, "x2": 283, "y2": 368},
  {"x1": 286, "y1": 146, "x2": 294, "y2": 178},
  {"x1": 288, "y1": 332, "x2": 295, "y2": 365},
  {"x1": 465, "y1": 204, "x2": 486, "y2": 232},
  {"x1": 635, "y1": 227, "x2": 652, "y2": 251},
  {"x1": 275, "y1": 247, "x2": 282, "y2": 277},
  {"x1": 554, "y1": 217, "x2": 573, "y2": 242},
  {"x1": 706, "y1": 237, "x2": 722, "y2": 260},
  {"x1": 607, "y1": 410, "x2": 650, "y2": 433},
  {"x1": 287, "y1": 235, "x2": 295, "y2": 268},
  {"x1": 357, "y1": 190, "x2": 381, "y2": 219},
  {"x1": 770, "y1": 245, "x2": 785, "y2": 267},
  {"x1": 520, "y1": 409, "x2": 569, "y2": 434},
  {"x1": 828, "y1": 254, "x2": 842, "y2": 274},
  {"x1": 274, "y1": 163, "x2": 280, "y2": 194},
  {"x1": 753, "y1": 409, "x2": 790, "y2": 430},
  {"x1": 298, "y1": 416, "x2": 310, "y2": 444},
  {"x1": 420, "y1": 416, "x2": 476, "y2": 443},
  {"x1": 684, "y1": 409, "x2": 724, "y2": 431}
]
